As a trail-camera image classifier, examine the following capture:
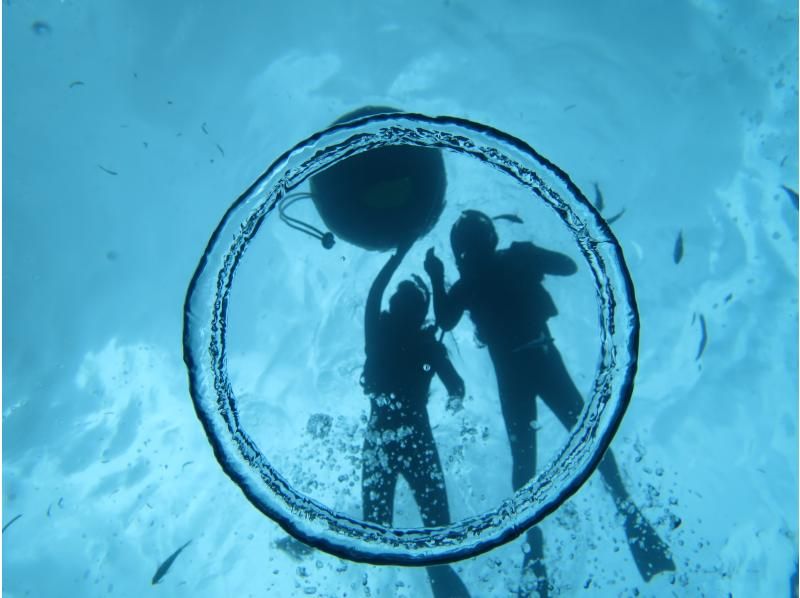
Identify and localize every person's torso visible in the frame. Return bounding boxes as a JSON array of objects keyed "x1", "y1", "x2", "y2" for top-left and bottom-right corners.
[
  {"x1": 461, "y1": 243, "x2": 557, "y2": 350},
  {"x1": 362, "y1": 321, "x2": 439, "y2": 413}
]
